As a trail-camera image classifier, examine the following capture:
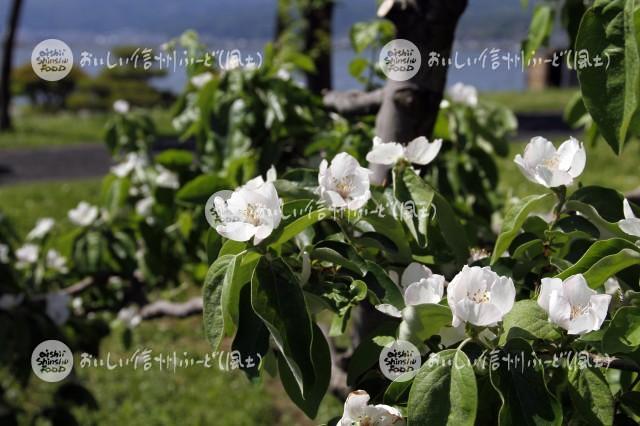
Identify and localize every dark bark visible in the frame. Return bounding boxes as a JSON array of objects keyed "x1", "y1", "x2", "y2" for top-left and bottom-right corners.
[
  {"x1": 369, "y1": 0, "x2": 468, "y2": 183},
  {"x1": 0, "y1": 0, "x2": 24, "y2": 131},
  {"x1": 303, "y1": 0, "x2": 334, "y2": 94},
  {"x1": 350, "y1": 0, "x2": 468, "y2": 349}
]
